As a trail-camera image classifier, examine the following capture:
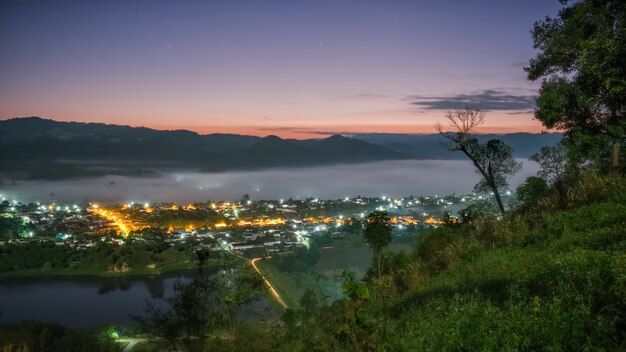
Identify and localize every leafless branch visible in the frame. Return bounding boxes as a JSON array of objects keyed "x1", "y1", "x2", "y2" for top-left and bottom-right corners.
[{"x1": 435, "y1": 106, "x2": 485, "y2": 148}]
